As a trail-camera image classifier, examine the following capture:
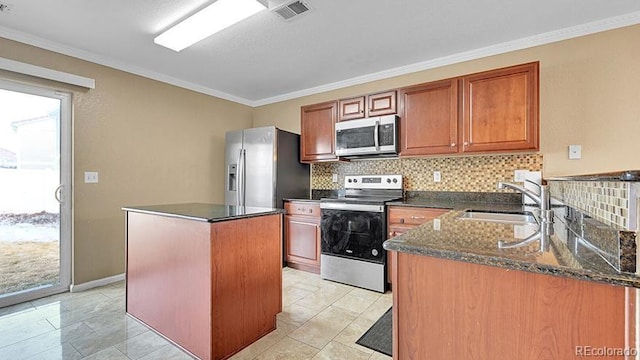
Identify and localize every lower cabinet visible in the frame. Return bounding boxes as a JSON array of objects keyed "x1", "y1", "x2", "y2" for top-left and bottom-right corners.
[
  {"x1": 391, "y1": 253, "x2": 635, "y2": 360},
  {"x1": 284, "y1": 201, "x2": 321, "y2": 274},
  {"x1": 386, "y1": 206, "x2": 449, "y2": 284}
]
